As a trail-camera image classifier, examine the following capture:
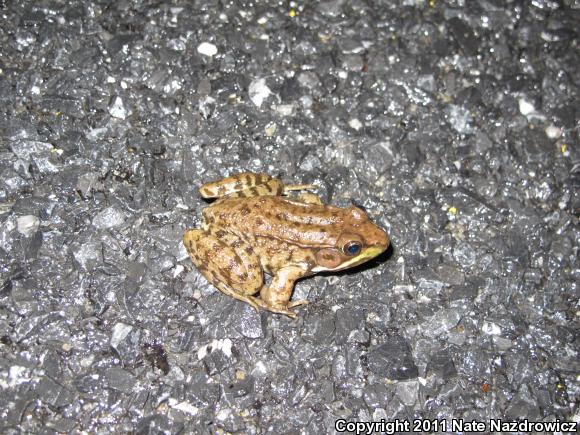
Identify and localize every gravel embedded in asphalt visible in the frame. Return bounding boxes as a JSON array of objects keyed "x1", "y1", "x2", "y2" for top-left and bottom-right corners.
[{"x1": 0, "y1": 1, "x2": 578, "y2": 433}]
